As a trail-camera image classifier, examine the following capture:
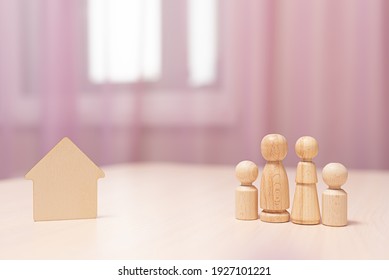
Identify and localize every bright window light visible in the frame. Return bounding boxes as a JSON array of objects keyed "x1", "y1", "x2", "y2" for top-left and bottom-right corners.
[
  {"x1": 188, "y1": 0, "x2": 218, "y2": 87},
  {"x1": 87, "y1": 0, "x2": 161, "y2": 83}
]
